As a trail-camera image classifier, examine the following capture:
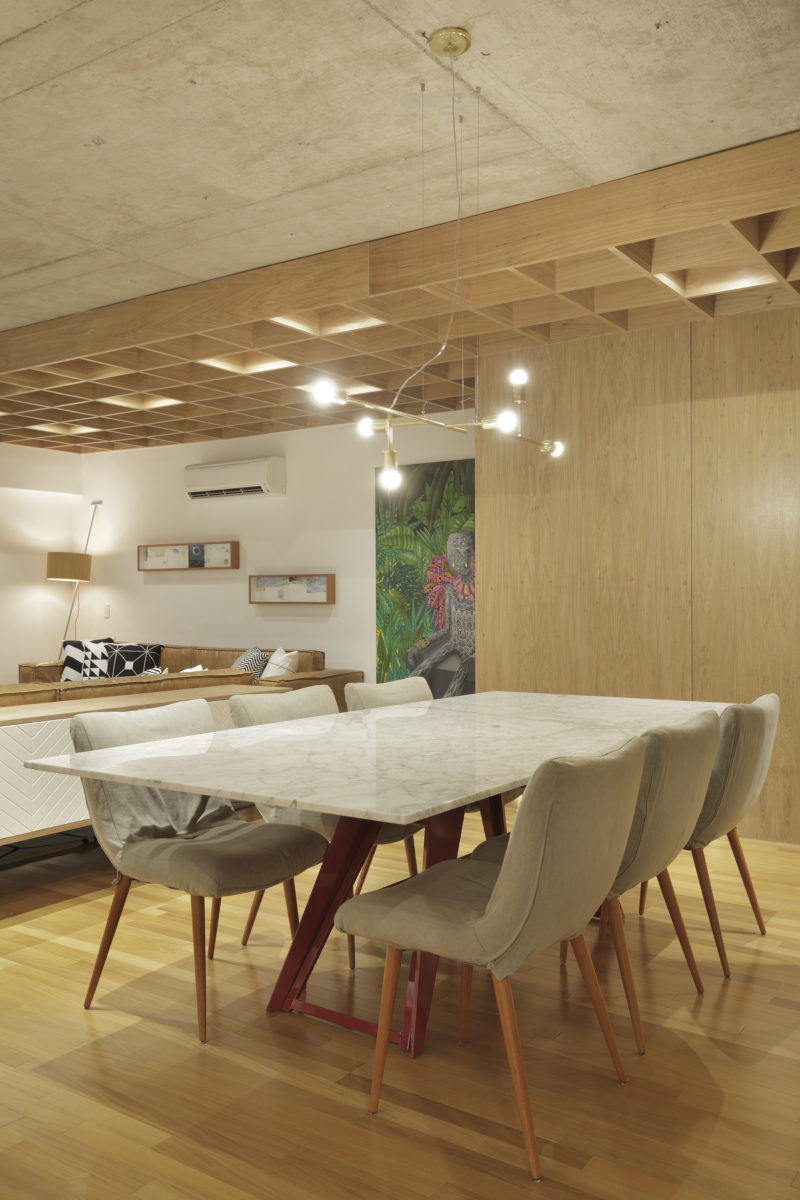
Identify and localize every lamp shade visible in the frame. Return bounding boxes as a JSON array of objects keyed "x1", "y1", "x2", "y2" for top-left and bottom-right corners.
[{"x1": 46, "y1": 551, "x2": 92, "y2": 582}]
